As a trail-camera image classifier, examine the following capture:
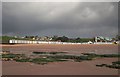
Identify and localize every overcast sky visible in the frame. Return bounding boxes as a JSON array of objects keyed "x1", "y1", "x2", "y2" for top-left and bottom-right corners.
[{"x1": 2, "y1": 2, "x2": 118, "y2": 38}]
